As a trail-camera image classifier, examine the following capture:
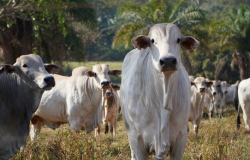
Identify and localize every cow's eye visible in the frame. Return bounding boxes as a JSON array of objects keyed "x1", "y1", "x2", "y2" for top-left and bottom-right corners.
[
  {"x1": 217, "y1": 85, "x2": 221, "y2": 87},
  {"x1": 151, "y1": 39, "x2": 154, "y2": 43},
  {"x1": 23, "y1": 64, "x2": 29, "y2": 68}
]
